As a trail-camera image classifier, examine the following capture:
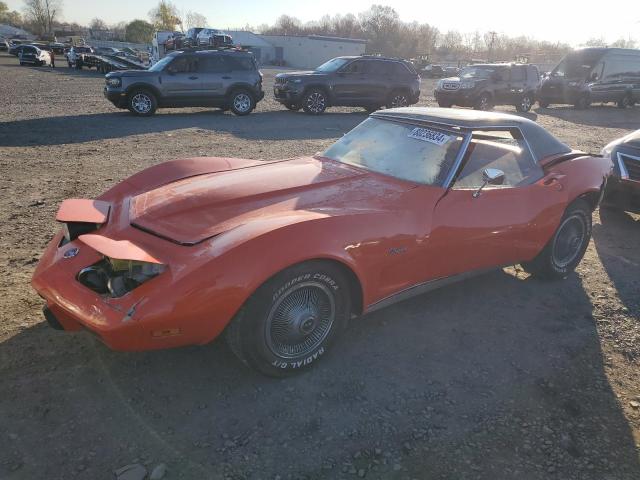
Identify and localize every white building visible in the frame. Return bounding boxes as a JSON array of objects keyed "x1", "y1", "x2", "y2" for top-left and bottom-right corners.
[{"x1": 227, "y1": 31, "x2": 366, "y2": 69}]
